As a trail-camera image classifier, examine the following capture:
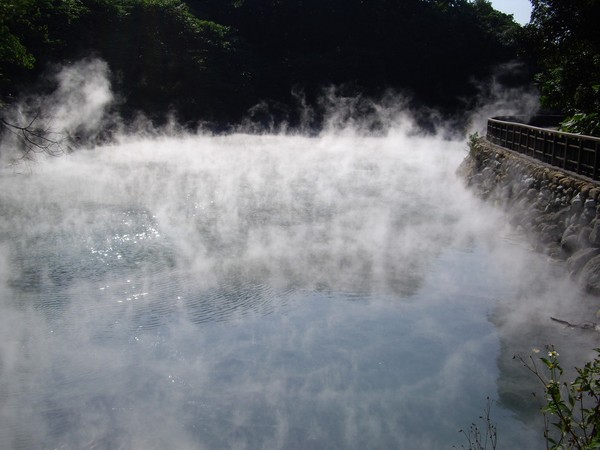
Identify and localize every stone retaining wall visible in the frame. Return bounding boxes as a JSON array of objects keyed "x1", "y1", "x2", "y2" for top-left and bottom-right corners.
[{"x1": 458, "y1": 136, "x2": 600, "y2": 294}]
